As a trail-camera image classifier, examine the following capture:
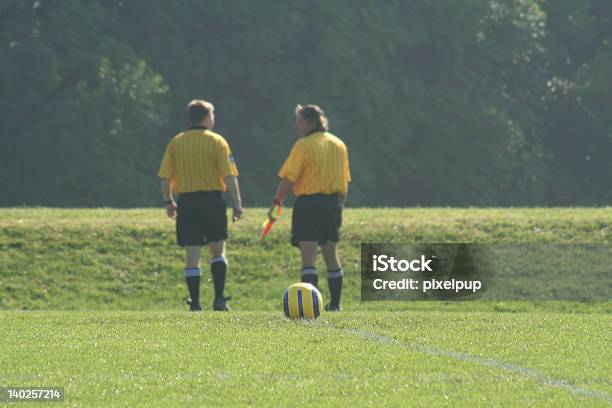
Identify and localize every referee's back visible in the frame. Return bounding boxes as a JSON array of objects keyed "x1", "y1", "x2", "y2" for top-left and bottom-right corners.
[
  {"x1": 158, "y1": 127, "x2": 238, "y2": 194},
  {"x1": 280, "y1": 131, "x2": 350, "y2": 197}
]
